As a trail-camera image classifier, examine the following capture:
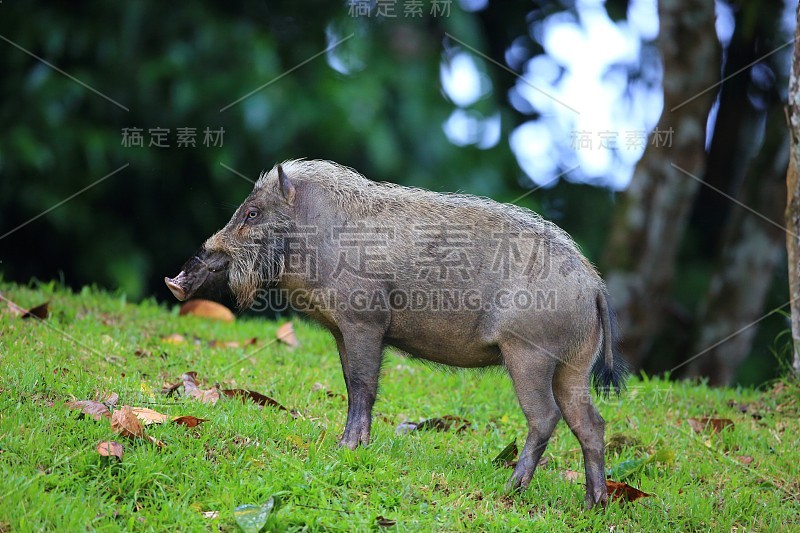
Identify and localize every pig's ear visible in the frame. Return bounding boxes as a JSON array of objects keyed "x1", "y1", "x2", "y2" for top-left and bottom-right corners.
[{"x1": 277, "y1": 164, "x2": 296, "y2": 206}]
